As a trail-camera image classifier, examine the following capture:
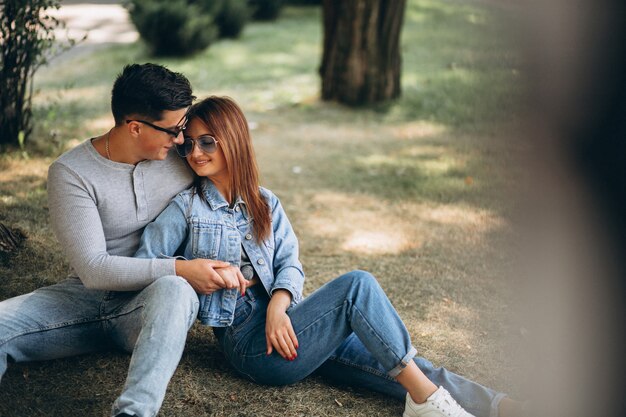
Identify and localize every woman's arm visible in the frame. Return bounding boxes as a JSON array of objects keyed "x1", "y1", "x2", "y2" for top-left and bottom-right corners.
[
  {"x1": 266, "y1": 190, "x2": 305, "y2": 303},
  {"x1": 265, "y1": 289, "x2": 298, "y2": 360},
  {"x1": 263, "y1": 190, "x2": 303, "y2": 360}
]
